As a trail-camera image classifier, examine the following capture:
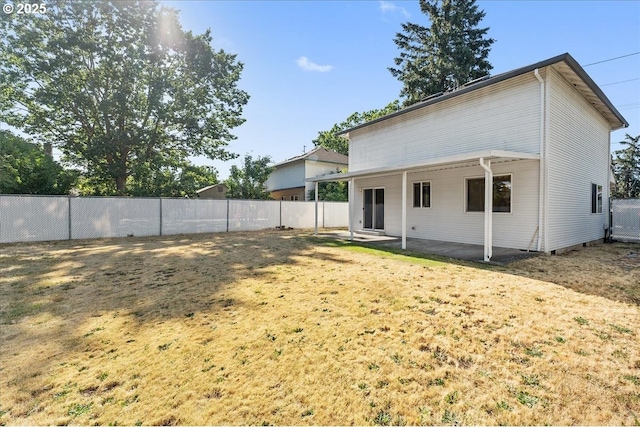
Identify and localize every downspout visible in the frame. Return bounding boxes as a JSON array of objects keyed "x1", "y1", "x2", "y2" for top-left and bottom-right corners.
[
  {"x1": 349, "y1": 178, "x2": 354, "y2": 242},
  {"x1": 606, "y1": 132, "x2": 612, "y2": 242},
  {"x1": 401, "y1": 171, "x2": 407, "y2": 250},
  {"x1": 534, "y1": 68, "x2": 545, "y2": 252},
  {"x1": 479, "y1": 157, "x2": 493, "y2": 262}
]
